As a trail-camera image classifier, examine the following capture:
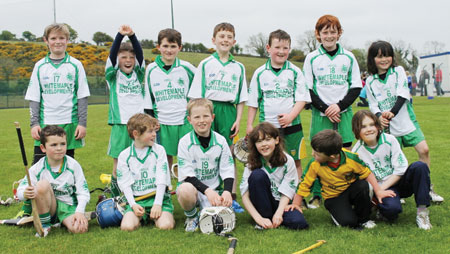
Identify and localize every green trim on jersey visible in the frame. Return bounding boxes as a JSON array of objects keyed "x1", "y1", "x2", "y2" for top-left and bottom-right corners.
[
  {"x1": 189, "y1": 130, "x2": 222, "y2": 153},
  {"x1": 200, "y1": 57, "x2": 215, "y2": 98},
  {"x1": 146, "y1": 65, "x2": 160, "y2": 118},
  {"x1": 212, "y1": 52, "x2": 235, "y2": 67},
  {"x1": 155, "y1": 55, "x2": 179, "y2": 74},
  {"x1": 318, "y1": 44, "x2": 344, "y2": 61},
  {"x1": 130, "y1": 144, "x2": 153, "y2": 164},
  {"x1": 44, "y1": 156, "x2": 67, "y2": 179}
]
